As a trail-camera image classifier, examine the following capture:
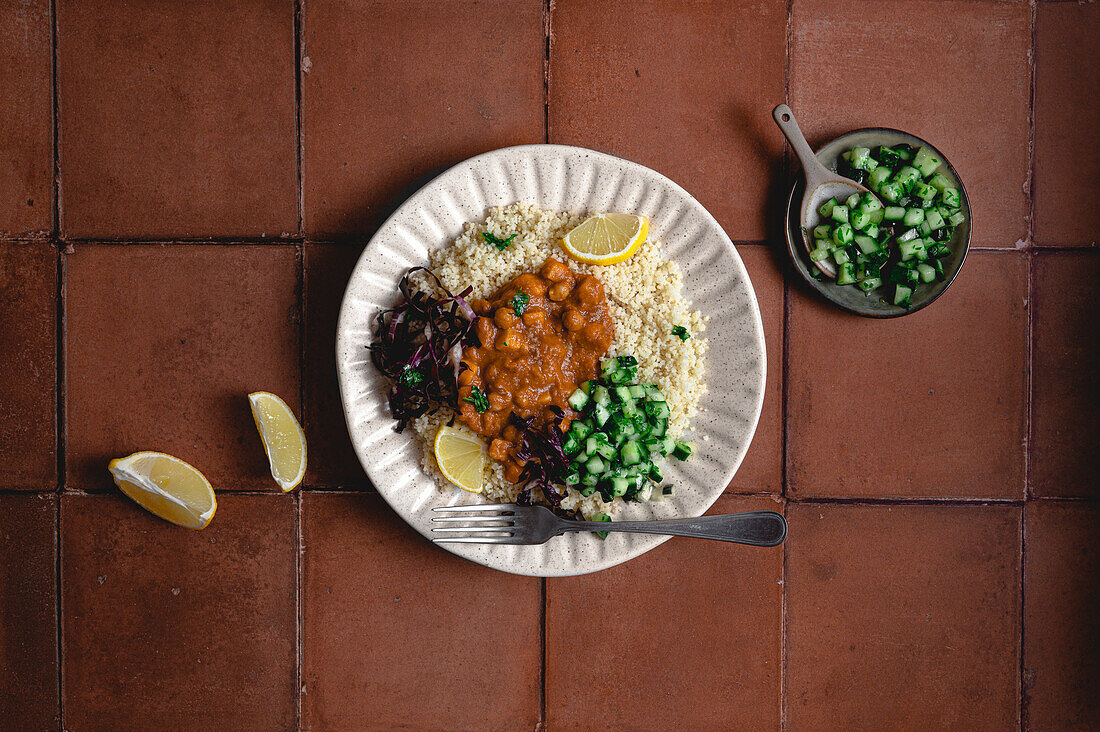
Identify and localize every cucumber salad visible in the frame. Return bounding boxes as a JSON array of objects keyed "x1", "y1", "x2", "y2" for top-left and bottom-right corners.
[
  {"x1": 562, "y1": 355, "x2": 693, "y2": 506},
  {"x1": 809, "y1": 144, "x2": 966, "y2": 308}
]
